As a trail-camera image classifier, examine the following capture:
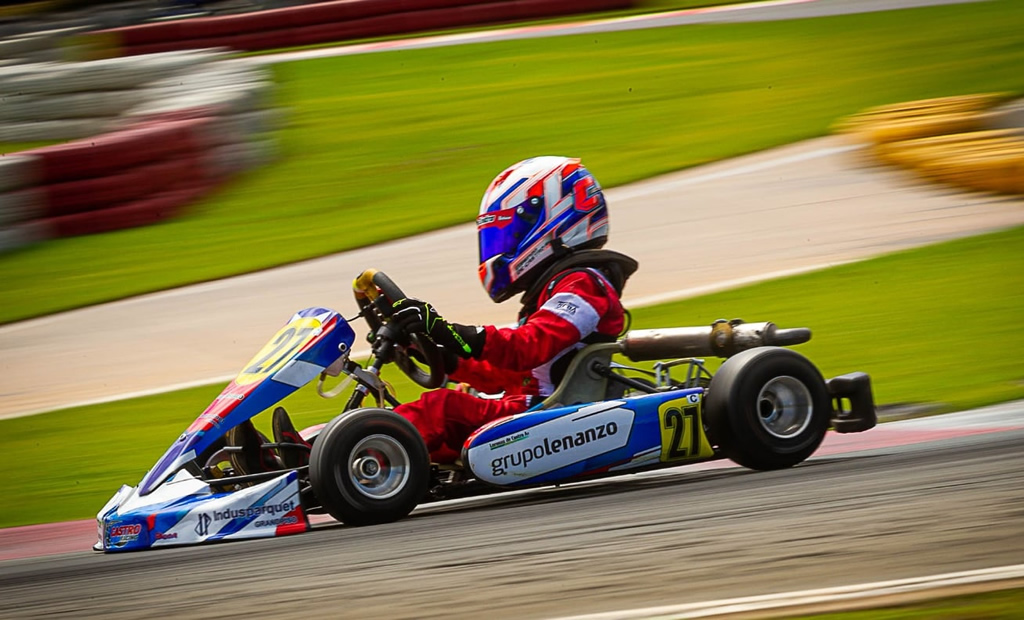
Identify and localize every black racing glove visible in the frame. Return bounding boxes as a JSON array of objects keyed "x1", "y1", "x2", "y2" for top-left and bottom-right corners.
[{"x1": 391, "y1": 298, "x2": 485, "y2": 359}]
